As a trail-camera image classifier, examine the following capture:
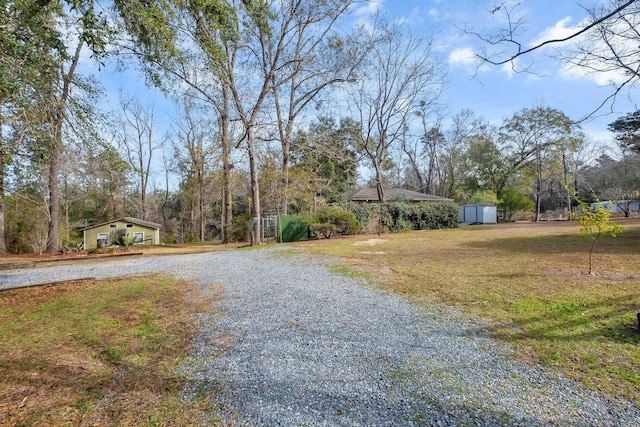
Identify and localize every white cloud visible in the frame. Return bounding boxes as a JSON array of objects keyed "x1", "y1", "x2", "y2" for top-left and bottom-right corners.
[
  {"x1": 352, "y1": 0, "x2": 384, "y2": 32},
  {"x1": 448, "y1": 47, "x2": 476, "y2": 67},
  {"x1": 559, "y1": 63, "x2": 627, "y2": 86},
  {"x1": 529, "y1": 16, "x2": 585, "y2": 48},
  {"x1": 501, "y1": 61, "x2": 516, "y2": 79},
  {"x1": 353, "y1": 0, "x2": 384, "y2": 16},
  {"x1": 527, "y1": 16, "x2": 633, "y2": 87},
  {"x1": 428, "y1": 8, "x2": 439, "y2": 19}
]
